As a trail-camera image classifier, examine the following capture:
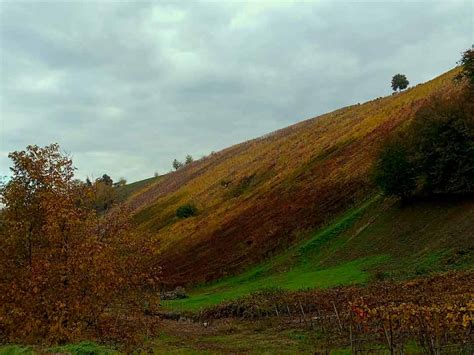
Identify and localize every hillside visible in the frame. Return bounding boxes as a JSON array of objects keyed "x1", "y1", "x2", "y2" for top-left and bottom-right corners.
[{"x1": 126, "y1": 68, "x2": 465, "y2": 287}]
